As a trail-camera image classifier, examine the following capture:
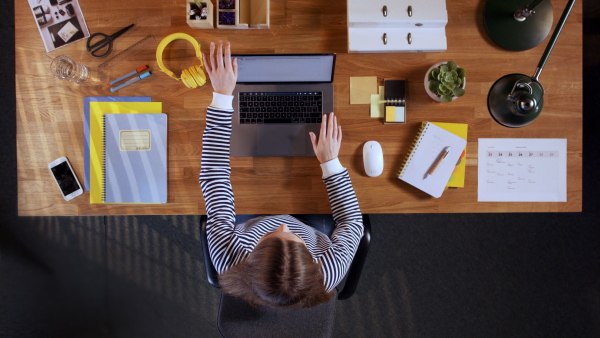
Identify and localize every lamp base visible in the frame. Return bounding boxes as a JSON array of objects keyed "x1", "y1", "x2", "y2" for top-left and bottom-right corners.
[
  {"x1": 488, "y1": 74, "x2": 545, "y2": 128},
  {"x1": 484, "y1": 0, "x2": 553, "y2": 51}
]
